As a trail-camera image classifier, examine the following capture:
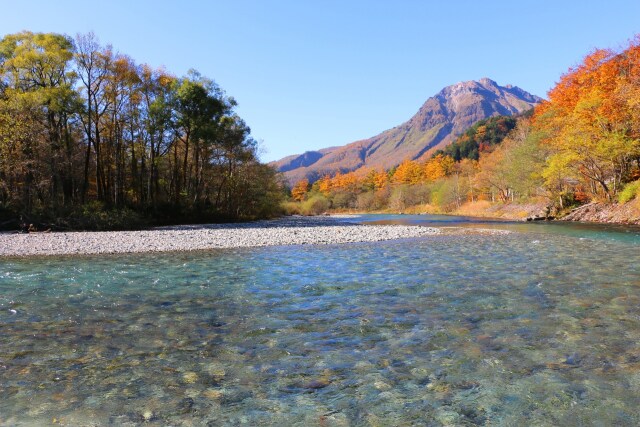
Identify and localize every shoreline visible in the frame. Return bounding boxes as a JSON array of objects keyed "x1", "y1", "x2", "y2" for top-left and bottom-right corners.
[
  {"x1": 0, "y1": 216, "x2": 443, "y2": 257},
  {"x1": 327, "y1": 200, "x2": 640, "y2": 226}
]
